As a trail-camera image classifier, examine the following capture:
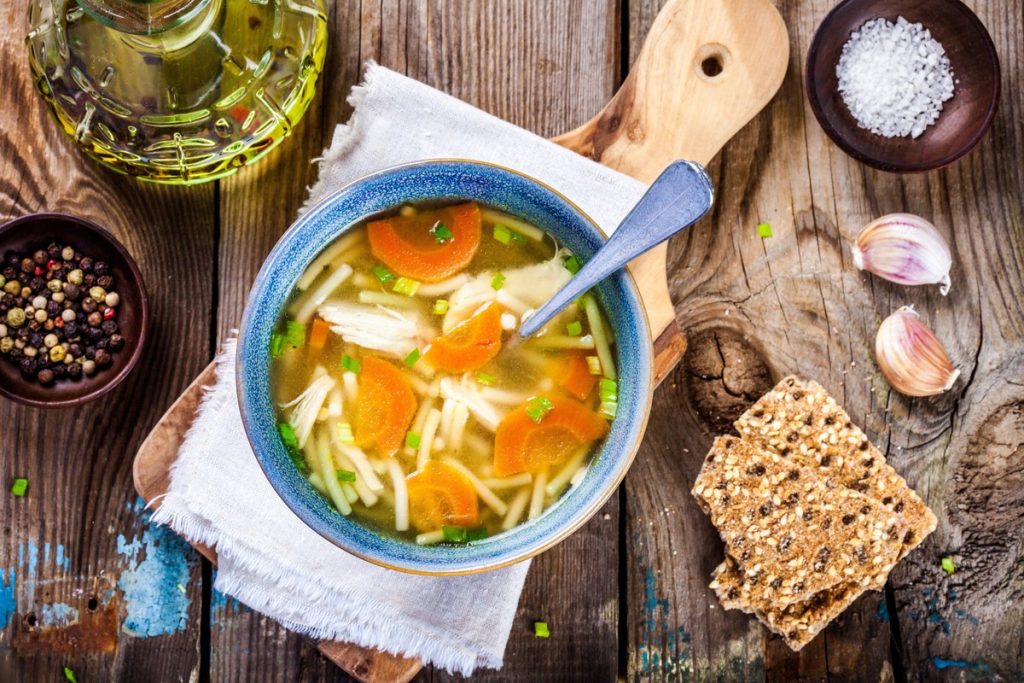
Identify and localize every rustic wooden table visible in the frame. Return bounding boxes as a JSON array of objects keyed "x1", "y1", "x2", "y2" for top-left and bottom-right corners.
[{"x1": 2, "y1": 1, "x2": 1022, "y2": 681}]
